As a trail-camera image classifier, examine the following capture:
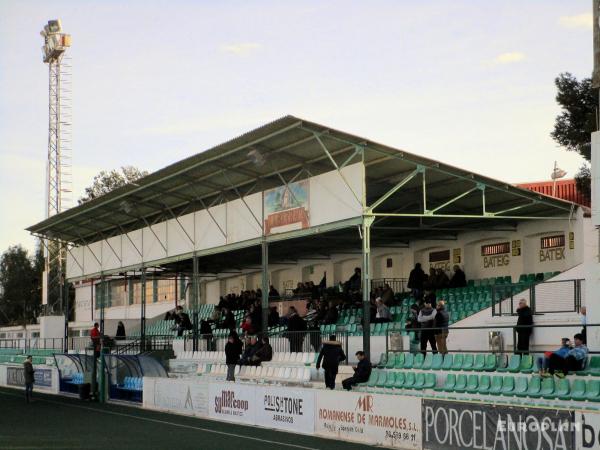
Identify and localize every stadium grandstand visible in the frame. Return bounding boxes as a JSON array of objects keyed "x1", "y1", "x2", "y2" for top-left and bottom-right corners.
[{"x1": 1, "y1": 116, "x2": 598, "y2": 449}]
